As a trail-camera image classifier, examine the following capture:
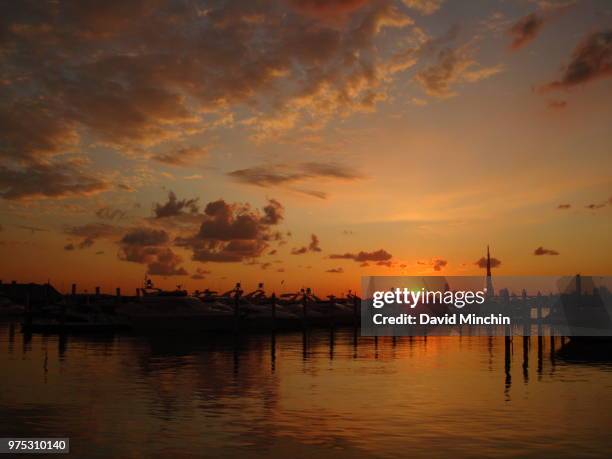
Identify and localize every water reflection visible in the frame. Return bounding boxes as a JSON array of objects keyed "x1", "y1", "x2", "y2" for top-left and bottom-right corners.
[{"x1": 1, "y1": 322, "x2": 611, "y2": 458}]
